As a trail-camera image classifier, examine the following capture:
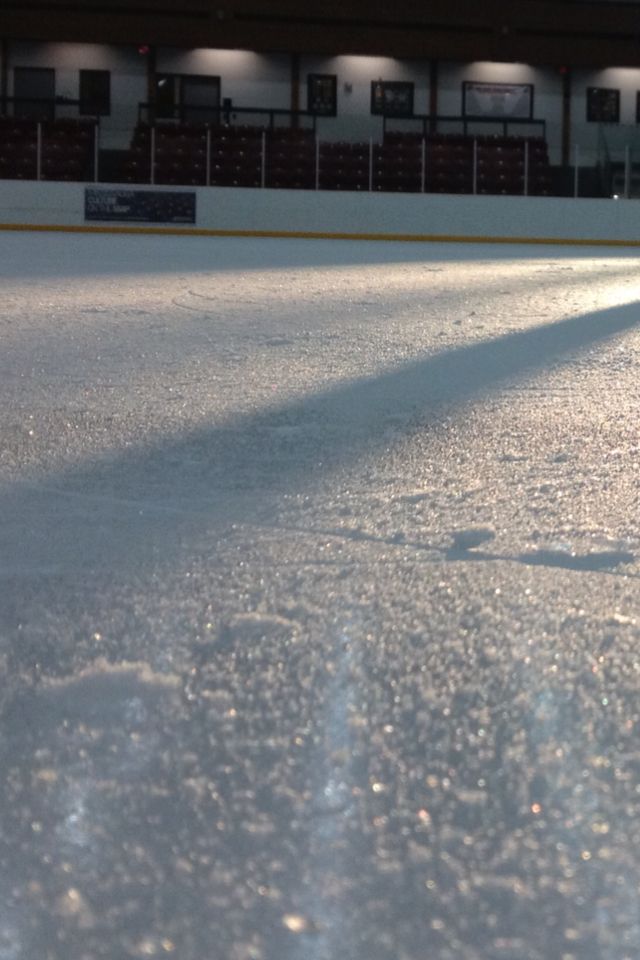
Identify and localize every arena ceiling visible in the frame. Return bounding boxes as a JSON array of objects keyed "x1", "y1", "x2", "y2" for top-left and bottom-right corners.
[{"x1": 1, "y1": 0, "x2": 640, "y2": 67}]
